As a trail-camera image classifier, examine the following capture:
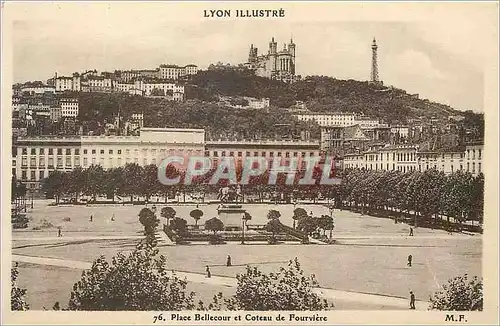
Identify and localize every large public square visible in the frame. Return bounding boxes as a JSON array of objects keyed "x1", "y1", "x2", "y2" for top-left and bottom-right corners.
[{"x1": 12, "y1": 200, "x2": 482, "y2": 310}]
